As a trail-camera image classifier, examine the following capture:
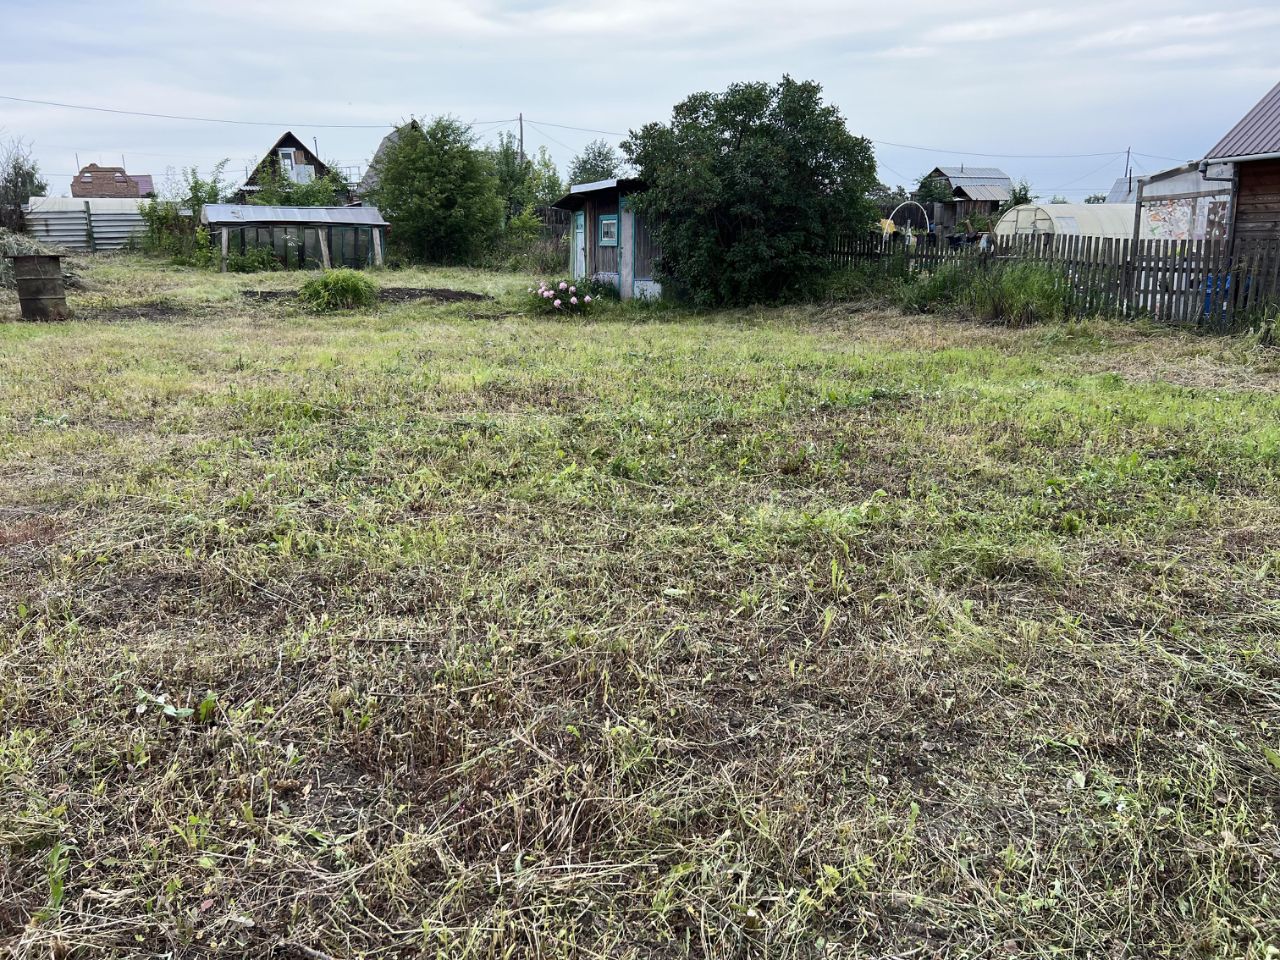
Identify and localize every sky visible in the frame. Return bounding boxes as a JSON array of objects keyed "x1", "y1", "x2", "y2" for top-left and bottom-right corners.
[{"x1": 1, "y1": 0, "x2": 1278, "y2": 201}]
